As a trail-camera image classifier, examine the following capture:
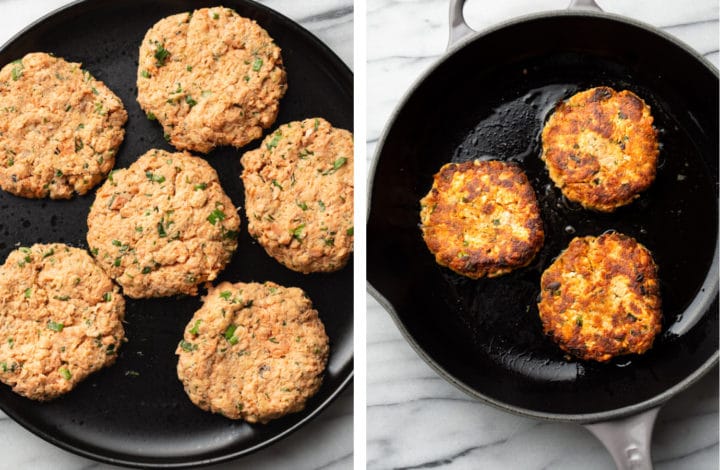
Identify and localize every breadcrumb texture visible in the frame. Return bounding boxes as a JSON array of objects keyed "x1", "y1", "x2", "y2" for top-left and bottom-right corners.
[
  {"x1": 86, "y1": 149, "x2": 240, "y2": 298},
  {"x1": 541, "y1": 86, "x2": 659, "y2": 212},
  {"x1": 241, "y1": 118, "x2": 354, "y2": 273},
  {"x1": 137, "y1": 7, "x2": 287, "y2": 153},
  {"x1": 538, "y1": 232, "x2": 662, "y2": 362},
  {"x1": 0, "y1": 52, "x2": 127, "y2": 198},
  {"x1": 176, "y1": 281, "x2": 329, "y2": 423},
  {"x1": 0, "y1": 243, "x2": 125, "y2": 400},
  {"x1": 420, "y1": 160, "x2": 544, "y2": 279}
]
